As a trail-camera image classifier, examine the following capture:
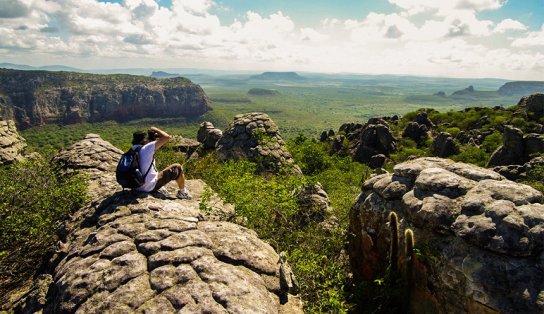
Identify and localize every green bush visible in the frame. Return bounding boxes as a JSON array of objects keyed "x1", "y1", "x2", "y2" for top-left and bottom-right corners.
[
  {"x1": 0, "y1": 158, "x2": 88, "y2": 291},
  {"x1": 481, "y1": 131, "x2": 502, "y2": 153},
  {"x1": 289, "y1": 141, "x2": 332, "y2": 175},
  {"x1": 451, "y1": 145, "x2": 489, "y2": 167}
]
